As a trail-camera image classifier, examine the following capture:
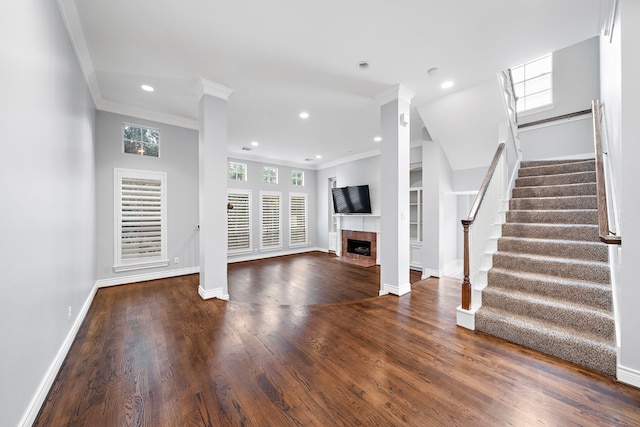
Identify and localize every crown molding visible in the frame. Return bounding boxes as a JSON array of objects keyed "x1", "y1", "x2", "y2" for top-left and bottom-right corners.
[
  {"x1": 228, "y1": 151, "x2": 318, "y2": 170},
  {"x1": 375, "y1": 84, "x2": 416, "y2": 106},
  {"x1": 97, "y1": 99, "x2": 199, "y2": 129},
  {"x1": 56, "y1": 0, "x2": 101, "y2": 106},
  {"x1": 315, "y1": 148, "x2": 381, "y2": 170},
  {"x1": 196, "y1": 78, "x2": 234, "y2": 101}
]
